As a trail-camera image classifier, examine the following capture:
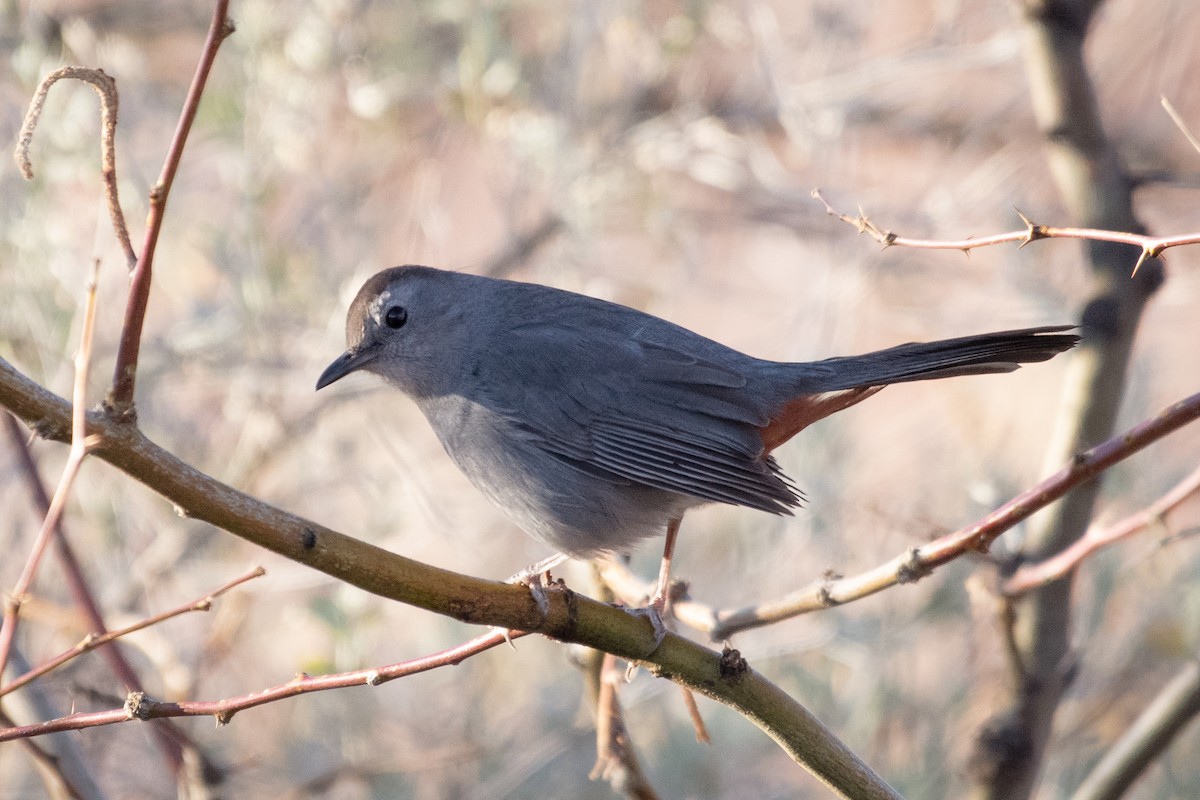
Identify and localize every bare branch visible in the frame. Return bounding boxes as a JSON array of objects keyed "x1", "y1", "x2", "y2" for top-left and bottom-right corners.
[
  {"x1": 588, "y1": 652, "x2": 661, "y2": 799},
  {"x1": 1004, "y1": 463, "x2": 1200, "y2": 595},
  {"x1": 106, "y1": 1, "x2": 235, "y2": 416},
  {"x1": 595, "y1": 393, "x2": 1200, "y2": 640},
  {"x1": 1, "y1": 567, "x2": 264, "y2": 698},
  {"x1": 0, "y1": 627, "x2": 520, "y2": 741},
  {"x1": 0, "y1": 357, "x2": 901, "y2": 800},
  {"x1": 1161, "y1": 96, "x2": 1200, "y2": 157},
  {"x1": 0, "y1": 259, "x2": 102, "y2": 682},
  {"x1": 811, "y1": 188, "x2": 1198, "y2": 276},
  {"x1": 1069, "y1": 660, "x2": 1200, "y2": 800}
]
